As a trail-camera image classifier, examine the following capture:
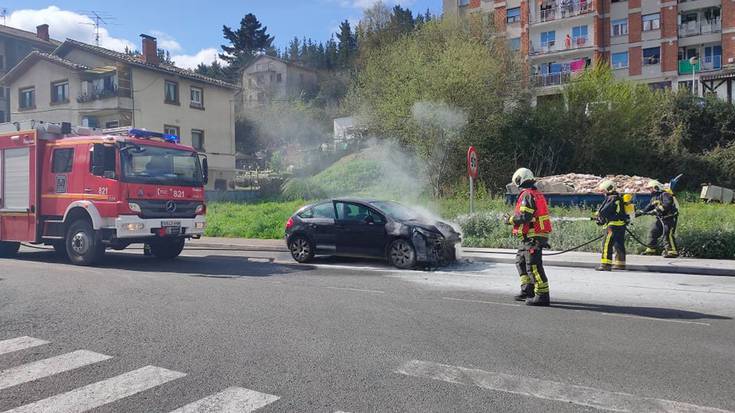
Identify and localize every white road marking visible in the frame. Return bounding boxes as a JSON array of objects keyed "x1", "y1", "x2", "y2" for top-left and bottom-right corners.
[
  {"x1": 0, "y1": 337, "x2": 49, "y2": 355},
  {"x1": 397, "y1": 360, "x2": 734, "y2": 413},
  {"x1": 3, "y1": 365, "x2": 186, "y2": 413},
  {"x1": 325, "y1": 286, "x2": 385, "y2": 294},
  {"x1": 601, "y1": 312, "x2": 711, "y2": 326},
  {"x1": 442, "y1": 296, "x2": 521, "y2": 308},
  {"x1": 0, "y1": 350, "x2": 112, "y2": 390},
  {"x1": 168, "y1": 386, "x2": 280, "y2": 412}
]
